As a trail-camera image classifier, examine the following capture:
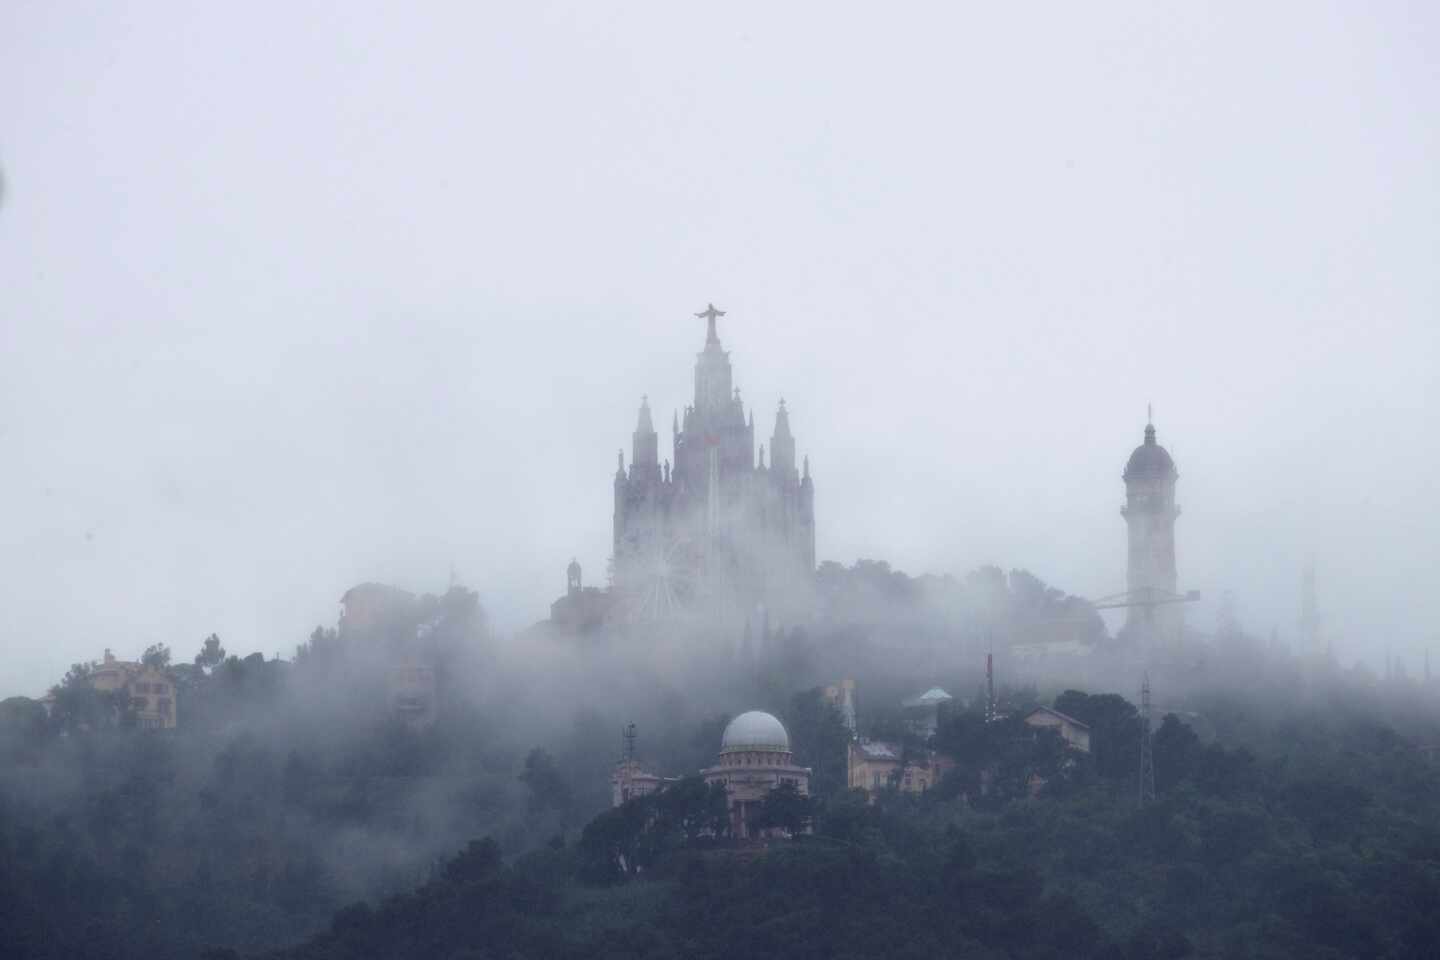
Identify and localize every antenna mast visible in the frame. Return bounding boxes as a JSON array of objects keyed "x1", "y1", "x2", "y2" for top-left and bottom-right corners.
[
  {"x1": 985, "y1": 650, "x2": 996, "y2": 723},
  {"x1": 1139, "y1": 673, "x2": 1156, "y2": 805},
  {"x1": 623, "y1": 722, "x2": 637, "y2": 765}
]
